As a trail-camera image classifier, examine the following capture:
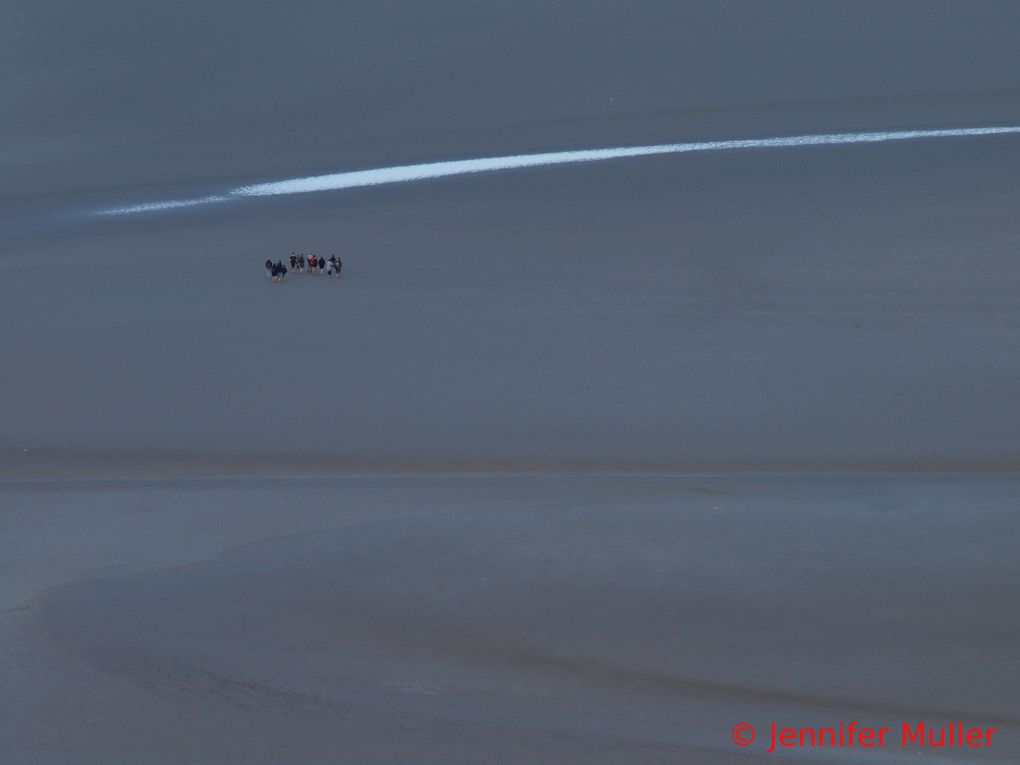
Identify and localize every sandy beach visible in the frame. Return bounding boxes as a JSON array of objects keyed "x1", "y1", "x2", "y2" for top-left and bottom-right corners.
[{"x1": 3, "y1": 2, "x2": 1020, "y2": 762}]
